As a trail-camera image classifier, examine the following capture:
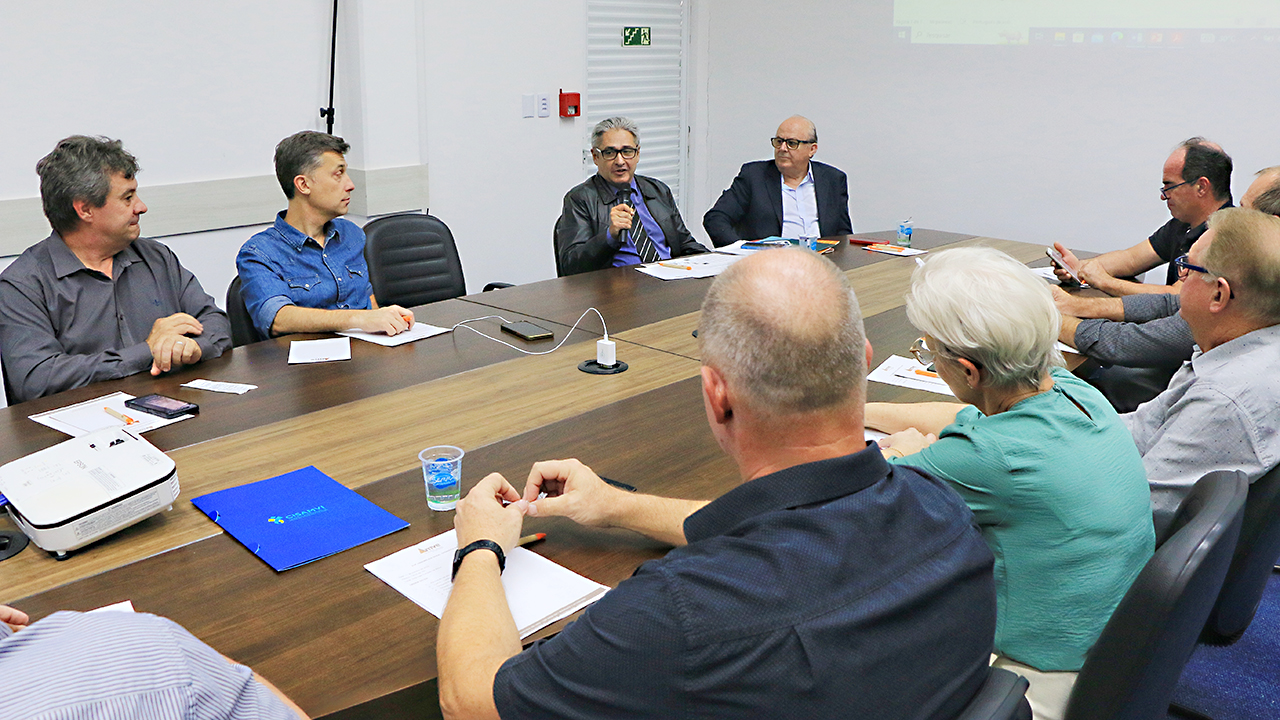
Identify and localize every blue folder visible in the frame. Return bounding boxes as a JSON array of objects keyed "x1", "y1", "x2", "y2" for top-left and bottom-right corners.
[{"x1": 192, "y1": 466, "x2": 409, "y2": 571}]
